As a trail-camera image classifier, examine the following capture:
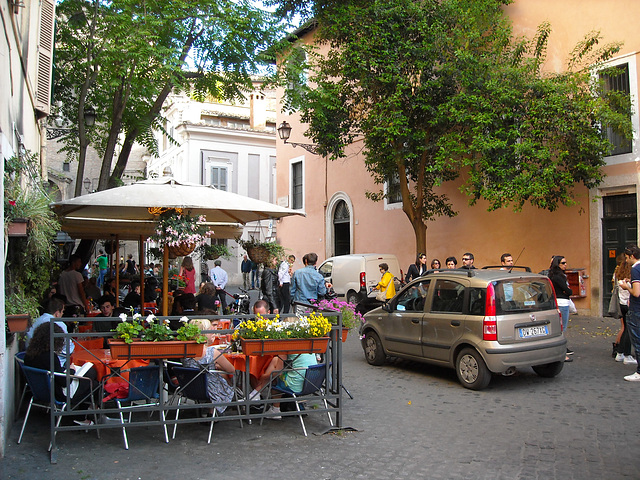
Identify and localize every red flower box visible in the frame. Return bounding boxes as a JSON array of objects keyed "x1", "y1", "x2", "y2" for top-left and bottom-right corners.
[
  {"x1": 240, "y1": 337, "x2": 330, "y2": 356},
  {"x1": 108, "y1": 339, "x2": 205, "y2": 359}
]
